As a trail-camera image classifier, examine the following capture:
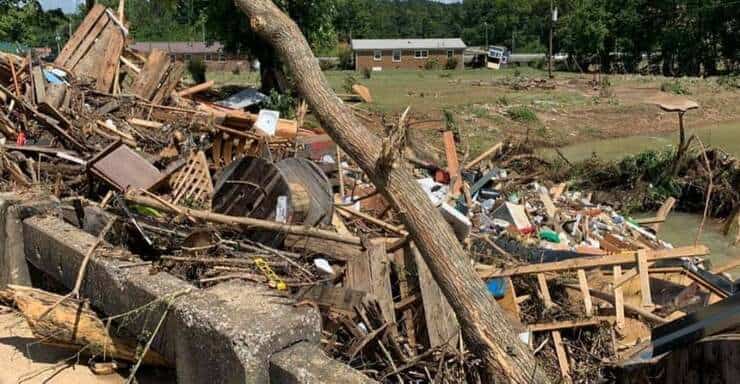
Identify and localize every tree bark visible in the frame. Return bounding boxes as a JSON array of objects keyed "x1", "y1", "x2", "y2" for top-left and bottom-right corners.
[{"x1": 233, "y1": 1, "x2": 549, "y2": 382}]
